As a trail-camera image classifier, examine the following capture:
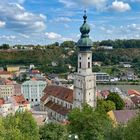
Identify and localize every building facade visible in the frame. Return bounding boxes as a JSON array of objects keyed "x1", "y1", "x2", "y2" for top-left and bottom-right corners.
[
  {"x1": 7, "y1": 65, "x2": 20, "y2": 72},
  {"x1": 0, "y1": 95, "x2": 30, "y2": 117},
  {"x1": 96, "y1": 72, "x2": 110, "y2": 82},
  {"x1": 73, "y1": 12, "x2": 96, "y2": 108},
  {"x1": 21, "y1": 79, "x2": 47, "y2": 106},
  {"x1": 40, "y1": 85, "x2": 73, "y2": 122},
  {"x1": 0, "y1": 80, "x2": 21, "y2": 98}
]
